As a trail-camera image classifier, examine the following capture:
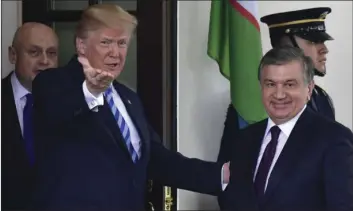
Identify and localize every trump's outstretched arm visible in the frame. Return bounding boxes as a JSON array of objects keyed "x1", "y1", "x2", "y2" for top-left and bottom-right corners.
[{"x1": 147, "y1": 126, "x2": 225, "y2": 196}]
